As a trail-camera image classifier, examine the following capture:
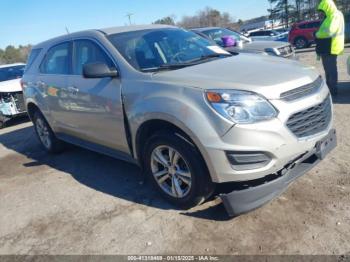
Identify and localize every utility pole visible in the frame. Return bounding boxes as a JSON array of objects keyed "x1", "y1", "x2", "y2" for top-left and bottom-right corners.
[{"x1": 126, "y1": 13, "x2": 134, "y2": 25}]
